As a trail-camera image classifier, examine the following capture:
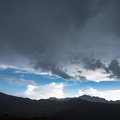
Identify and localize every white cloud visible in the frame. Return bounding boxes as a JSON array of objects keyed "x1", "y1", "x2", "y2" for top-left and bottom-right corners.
[
  {"x1": 23, "y1": 82, "x2": 64, "y2": 100},
  {"x1": 1, "y1": 75, "x2": 36, "y2": 86},
  {"x1": 0, "y1": 64, "x2": 18, "y2": 70},
  {"x1": 81, "y1": 69, "x2": 114, "y2": 82},
  {"x1": 78, "y1": 90, "x2": 84, "y2": 96},
  {"x1": 78, "y1": 87, "x2": 120, "y2": 101}
]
